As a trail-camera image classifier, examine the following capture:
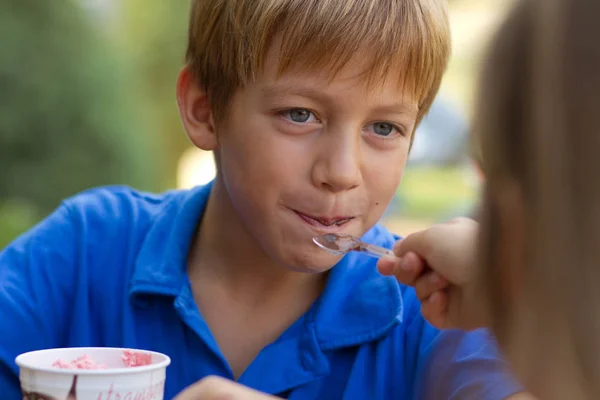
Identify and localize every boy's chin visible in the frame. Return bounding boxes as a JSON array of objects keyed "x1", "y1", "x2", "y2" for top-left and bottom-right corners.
[{"x1": 282, "y1": 251, "x2": 343, "y2": 274}]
